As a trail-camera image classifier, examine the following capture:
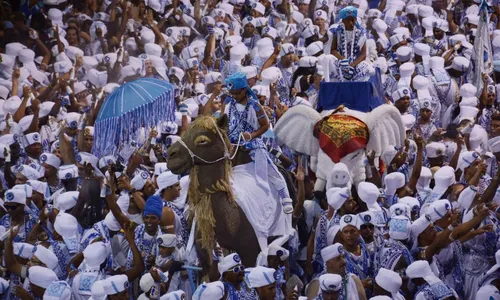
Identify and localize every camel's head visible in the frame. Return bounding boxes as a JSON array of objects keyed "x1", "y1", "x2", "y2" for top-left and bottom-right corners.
[{"x1": 167, "y1": 114, "x2": 232, "y2": 174}]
